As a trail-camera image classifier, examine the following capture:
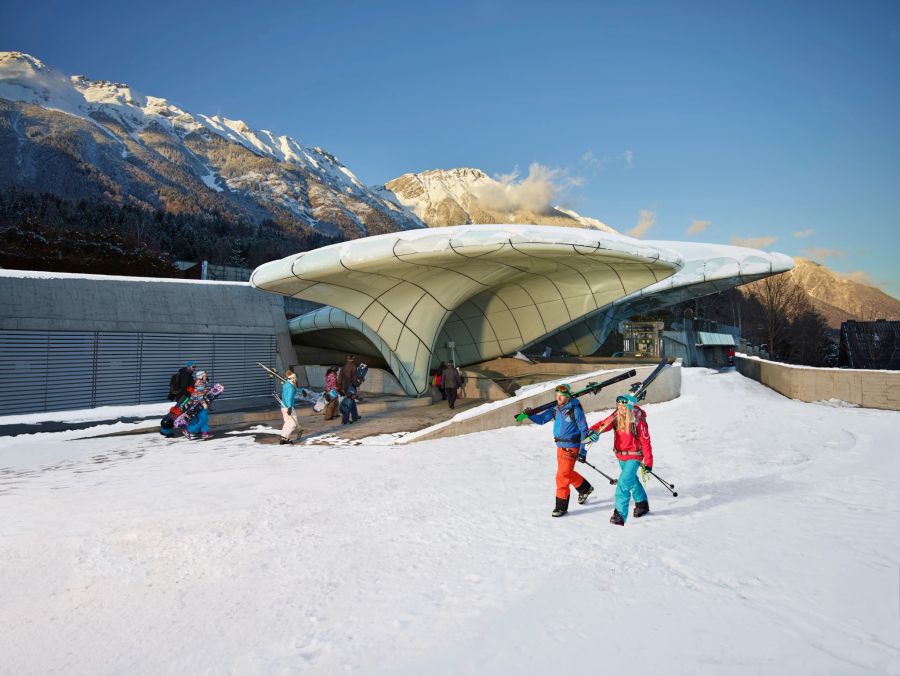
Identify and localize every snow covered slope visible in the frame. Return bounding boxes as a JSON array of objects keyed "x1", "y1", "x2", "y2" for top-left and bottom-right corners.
[
  {"x1": 380, "y1": 167, "x2": 617, "y2": 231},
  {"x1": 0, "y1": 52, "x2": 424, "y2": 238},
  {"x1": 1, "y1": 369, "x2": 898, "y2": 674}
]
